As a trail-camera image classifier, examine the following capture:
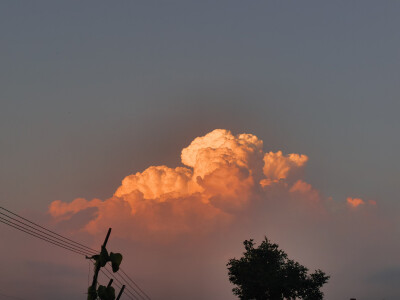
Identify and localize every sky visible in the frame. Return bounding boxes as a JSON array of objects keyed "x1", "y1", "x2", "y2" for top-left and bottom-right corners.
[{"x1": 1, "y1": 1, "x2": 400, "y2": 299}]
